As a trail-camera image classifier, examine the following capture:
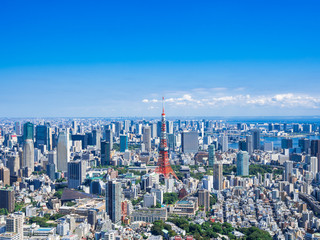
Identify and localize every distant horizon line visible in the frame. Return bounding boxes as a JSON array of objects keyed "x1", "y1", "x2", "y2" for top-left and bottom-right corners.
[{"x1": 1, "y1": 115, "x2": 320, "y2": 120}]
